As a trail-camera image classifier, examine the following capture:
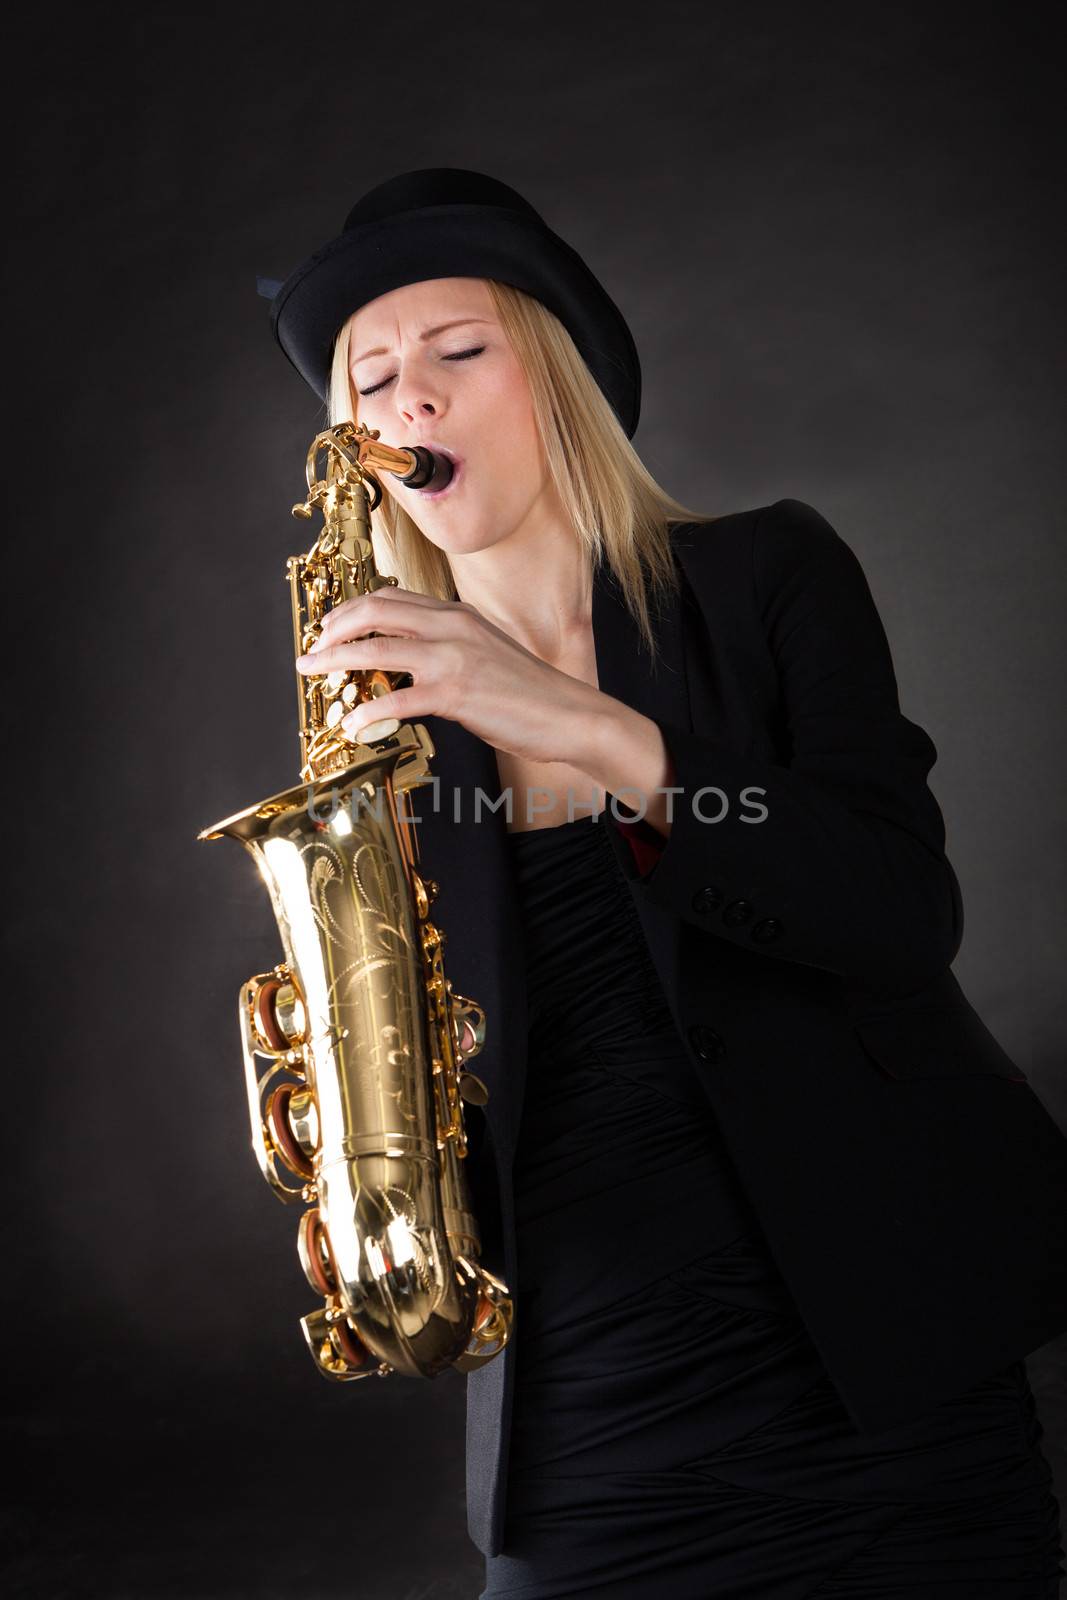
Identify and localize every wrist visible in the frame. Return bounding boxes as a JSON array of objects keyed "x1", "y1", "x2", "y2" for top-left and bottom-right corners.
[{"x1": 577, "y1": 694, "x2": 676, "y2": 838}]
